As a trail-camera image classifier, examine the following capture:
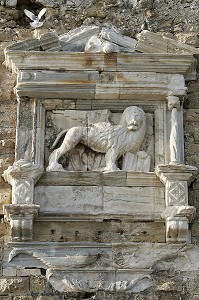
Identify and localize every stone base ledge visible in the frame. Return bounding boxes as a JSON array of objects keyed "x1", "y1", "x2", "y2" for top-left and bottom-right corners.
[{"x1": 37, "y1": 171, "x2": 163, "y2": 187}]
